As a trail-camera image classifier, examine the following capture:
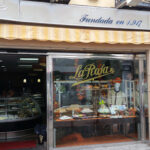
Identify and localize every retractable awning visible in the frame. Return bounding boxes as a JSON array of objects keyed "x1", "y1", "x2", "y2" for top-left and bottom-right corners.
[{"x1": 0, "y1": 24, "x2": 150, "y2": 45}]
